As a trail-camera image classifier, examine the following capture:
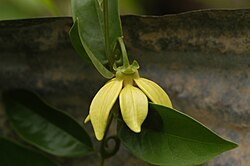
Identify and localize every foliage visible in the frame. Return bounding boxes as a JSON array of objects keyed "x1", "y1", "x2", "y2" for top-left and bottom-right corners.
[
  {"x1": 118, "y1": 104, "x2": 237, "y2": 166},
  {"x1": 0, "y1": 137, "x2": 59, "y2": 166},
  {"x1": 3, "y1": 90, "x2": 93, "y2": 157},
  {"x1": 0, "y1": 0, "x2": 238, "y2": 166}
]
